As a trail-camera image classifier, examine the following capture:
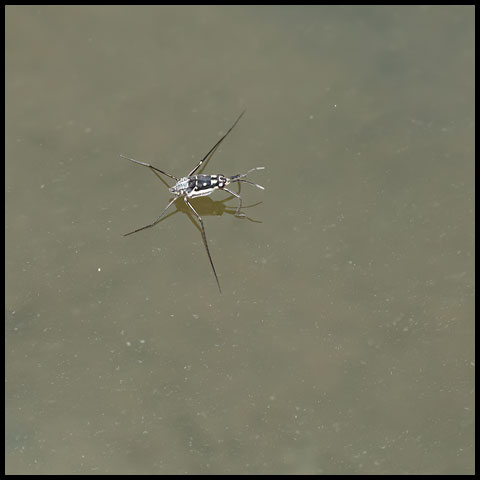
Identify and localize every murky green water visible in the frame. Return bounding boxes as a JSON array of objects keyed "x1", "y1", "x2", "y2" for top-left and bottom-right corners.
[{"x1": 6, "y1": 5, "x2": 474, "y2": 475}]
